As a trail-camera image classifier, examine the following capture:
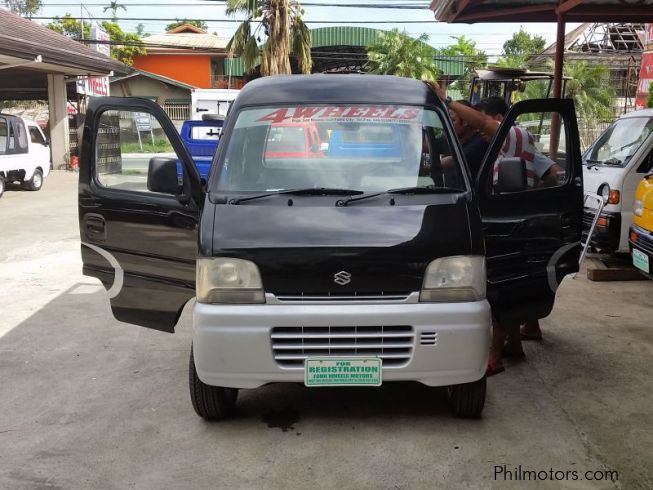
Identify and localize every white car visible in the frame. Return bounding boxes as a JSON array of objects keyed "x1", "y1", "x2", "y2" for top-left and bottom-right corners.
[{"x1": 0, "y1": 114, "x2": 51, "y2": 198}]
